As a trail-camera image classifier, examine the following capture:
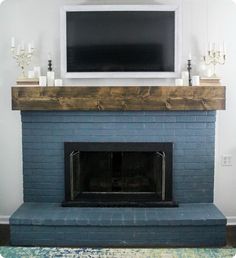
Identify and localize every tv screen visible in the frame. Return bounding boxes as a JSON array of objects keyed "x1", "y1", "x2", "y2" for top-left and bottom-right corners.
[{"x1": 61, "y1": 6, "x2": 180, "y2": 78}]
